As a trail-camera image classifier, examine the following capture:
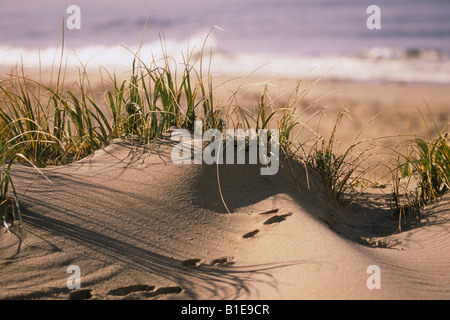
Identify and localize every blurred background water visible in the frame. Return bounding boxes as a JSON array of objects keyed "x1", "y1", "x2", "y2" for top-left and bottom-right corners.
[{"x1": 1, "y1": 0, "x2": 450, "y2": 83}]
